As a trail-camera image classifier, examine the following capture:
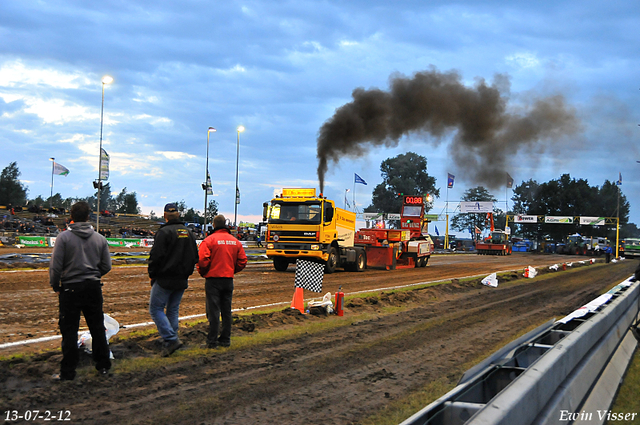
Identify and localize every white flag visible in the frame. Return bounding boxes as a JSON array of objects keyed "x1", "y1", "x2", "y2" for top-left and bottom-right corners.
[{"x1": 53, "y1": 162, "x2": 69, "y2": 176}]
